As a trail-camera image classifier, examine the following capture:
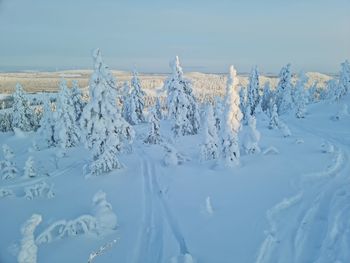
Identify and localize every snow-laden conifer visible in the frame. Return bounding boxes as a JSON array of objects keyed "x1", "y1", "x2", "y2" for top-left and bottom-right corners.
[
  {"x1": 0, "y1": 144, "x2": 18, "y2": 179},
  {"x1": 81, "y1": 49, "x2": 134, "y2": 175},
  {"x1": 247, "y1": 65, "x2": 260, "y2": 116},
  {"x1": 200, "y1": 104, "x2": 219, "y2": 161},
  {"x1": 71, "y1": 80, "x2": 85, "y2": 122},
  {"x1": 24, "y1": 156, "x2": 36, "y2": 178},
  {"x1": 12, "y1": 83, "x2": 37, "y2": 132},
  {"x1": 144, "y1": 107, "x2": 161, "y2": 144},
  {"x1": 54, "y1": 79, "x2": 80, "y2": 149},
  {"x1": 221, "y1": 66, "x2": 242, "y2": 166},
  {"x1": 242, "y1": 115, "x2": 261, "y2": 154},
  {"x1": 239, "y1": 86, "x2": 249, "y2": 125},
  {"x1": 293, "y1": 71, "x2": 309, "y2": 118},
  {"x1": 164, "y1": 56, "x2": 200, "y2": 136},
  {"x1": 128, "y1": 70, "x2": 146, "y2": 124},
  {"x1": 336, "y1": 60, "x2": 350, "y2": 100},
  {"x1": 269, "y1": 104, "x2": 279, "y2": 129},
  {"x1": 261, "y1": 81, "x2": 272, "y2": 113},
  {"x1": 37, "y1": 95, "x2": 56, "y2": 148},
  {"x1": 275, "y1": 64, "x2": 293, "y2": 115}
]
